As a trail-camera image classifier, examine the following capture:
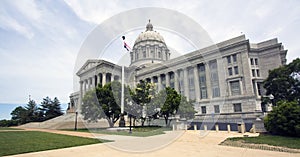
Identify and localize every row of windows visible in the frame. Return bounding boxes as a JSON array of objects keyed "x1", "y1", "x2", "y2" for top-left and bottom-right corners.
[
  {"x1": 250, "y1": 58, "x2": 259, "y2": 66},
  {"x1": 252, "y1": 69, "x2": 260, "y2": 77},
  {"x1": 227, "y1": 54, "x2": 237, "y2": 64},
  {"x1": 228, "y1": 66, "x2": 239, "y2": 76},
  {"x1": 200, "y1": 103, "x2": 242, "y2": 114},
  {"x1": 131, "y1": 50, "x2": 167, "y2": 61}
]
